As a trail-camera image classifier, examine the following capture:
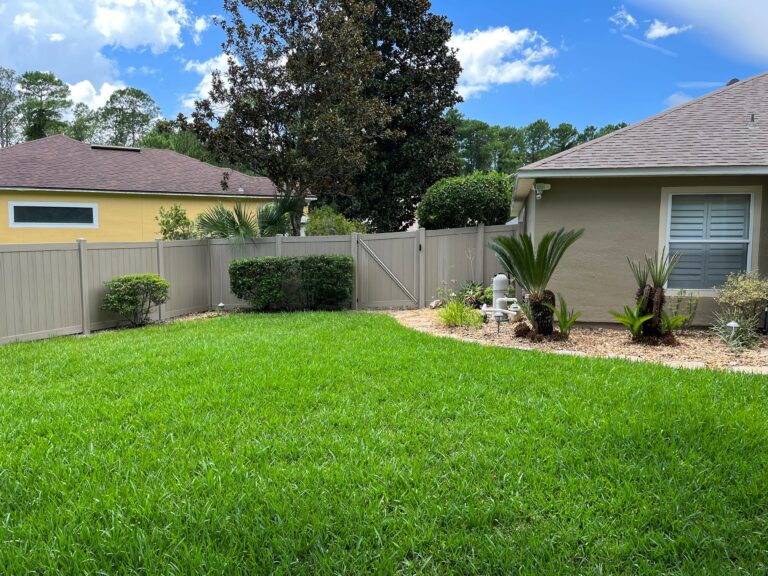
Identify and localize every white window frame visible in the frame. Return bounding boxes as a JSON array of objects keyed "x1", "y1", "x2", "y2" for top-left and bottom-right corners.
[
  {"x1": 658, "y1": 185, "x2": 761, "y2": 296},
  {"x1": 8, "y1": 201, "x2": 99, "y2": 229}
]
